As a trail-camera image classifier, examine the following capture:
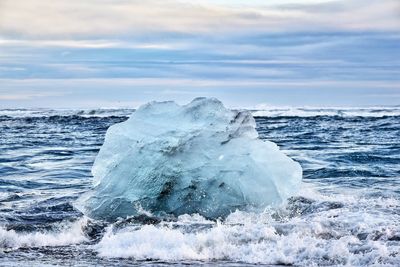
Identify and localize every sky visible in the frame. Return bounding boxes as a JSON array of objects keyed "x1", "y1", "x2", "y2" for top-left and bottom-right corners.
[{"x1": 0, "y1": 0, "x2": 399, "y2": 108}]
